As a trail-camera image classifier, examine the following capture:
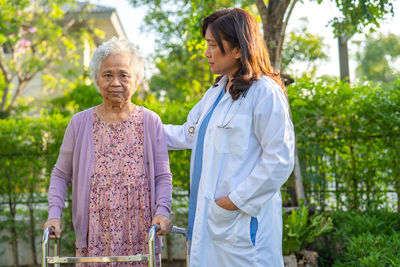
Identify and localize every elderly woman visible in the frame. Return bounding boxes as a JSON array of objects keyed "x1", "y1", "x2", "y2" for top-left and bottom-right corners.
[{"x1": 43, "y1": 37, "x2": 172, "y2": 265}]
